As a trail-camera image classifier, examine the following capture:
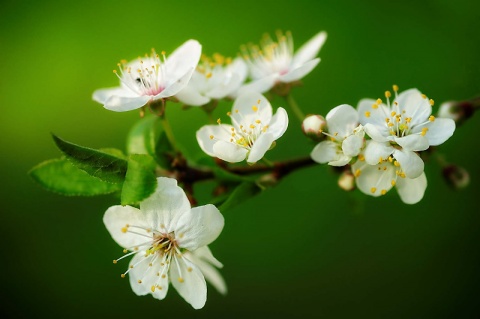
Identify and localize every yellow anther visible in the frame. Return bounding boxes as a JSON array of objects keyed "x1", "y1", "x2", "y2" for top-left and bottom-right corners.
[
  {"x1": 405, "y1": 117, "x2": 411, "y2": 123},
  {"x1": 386, "y1": 118, "x2": 390, "y2": 123},
  {"x1": 161, "y1": 274, "x2": 166, "y2": 278},
  {"x1": 381, "y1": 189, "x2": 387, "y2": 195},
  {"x1": 358, "y1": 154, "x2": 365, "y2": 161},
  {"x1": 376, "y1": 98, "x2": 382, "y2": 104},
  {"x1": 123, "y1": 249, "x2": 128, "y2": 253},
  {"x1": 252, "y1": 105, "x2": 258, "y2": 112},
  {"x1": 388, "y1": 122, "x2": 394, "y2": 127},
  {"x1": 391, "y1": 180, "x2": 396, "y2": 186},
  {"x1": 209, "y1": 135, "x2": 214, "y2": 140},
  {"x1": 421, "y1": 94, "x2": 427, "y2": 99},
  {"x1": 391, "y1": 111, "x2": 396, "y2": 116},
  {"x1": 365, "y1": 111, "x2": 371, "y2": 118},
  {"x1": 372, "y1": 103, "x2": 378, "y2": 109},
  {"x1": 151, "y1": 286, "x2": 156, "y2": 292},
  {"x1": 121, "y1": 274, "x2": 126, "y2": 278},
  {"x1": 370, "y1": 187, "x2": 377, "y2": 194},
  {"x1": 394, "y1": 161, "x2": 400, "y2": 167},
  {"x1": 429, "y1": 115, "x2": 435, "y2": 122},
  {"x1": 149, "y1": 263, "x2": 153, "y2": 267},
  {"x1": 113, "y1": 260, "x2": 117, "y2": 264},
  {"x1": 187, "y1": 267, "x2": 193, "y2": 272},
  {"x1": 161, "y1": 50, "x2": 166, "y2": 55},
  {"x1": 379, "y1": 157, "x2": 383, "y2": 163},
  {"x1": 354, "y1": 169, "x2": 361, "y2": 177},
  {"x1": 178, "y1": 277, "x2": 184, "y2": 283},
  {"x1": 231, "y1": 133, "x2": 235, "y2": 137},
  {"x1": 227, "y1": 111, "x2": 231, "y2": 116},
  {"x1": 429, "y1": 99, "x2": 434, "y2": 106},
  {"x1": 385, "y1": 91, "x2": 391, "y2": 98},
  {"x1": 217, "y1": 118, "x2": 221, "y2": 124},
  {"x1": 206, "y1": 72, "x2": 213, "y2": 78},
  {"x1": 388, "y1": 156, "x2": 393, "y2": 162},
  {"x1": 400, "y1": 172, "x2": 406, "y2": 178},
  {"x1": 393, "y1": 84, "x2": 399, "y2": 92},
  {"x1": 121, "y1": 226, "x2": 128, "y2": 233},
  {"x1": 255, "y1": 120, "x2": 261, "y2": 124},
  {"x1": 137, "y1": 280, "x2": 142, "y2": 284},
  {"x1": 257, "y1": 99, "x2": 261, "y2": 104},
  {"x1": 113, "y1": 70, "x2": 117, "y2": 74},
  {"x1": 235, "y1": 109, "x2": 239, "y2": 113}
]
